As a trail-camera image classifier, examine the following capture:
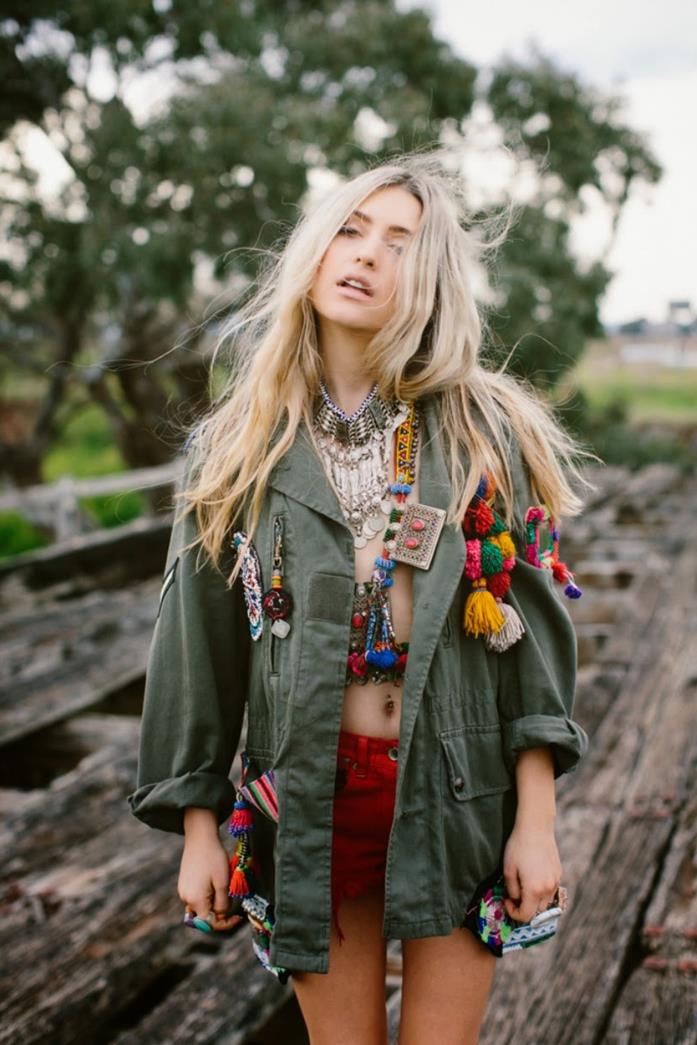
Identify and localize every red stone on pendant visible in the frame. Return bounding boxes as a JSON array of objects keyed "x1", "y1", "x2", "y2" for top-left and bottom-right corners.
[
  {"x1": 405, "y1": 536, "x2": 420, "y2": 549},
  {"x1": 410, "y1": 518, "x2": 425, "y2": 531},
  {"x1": 352, "y1": 613, "x2": 363, "y2": 628}
]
